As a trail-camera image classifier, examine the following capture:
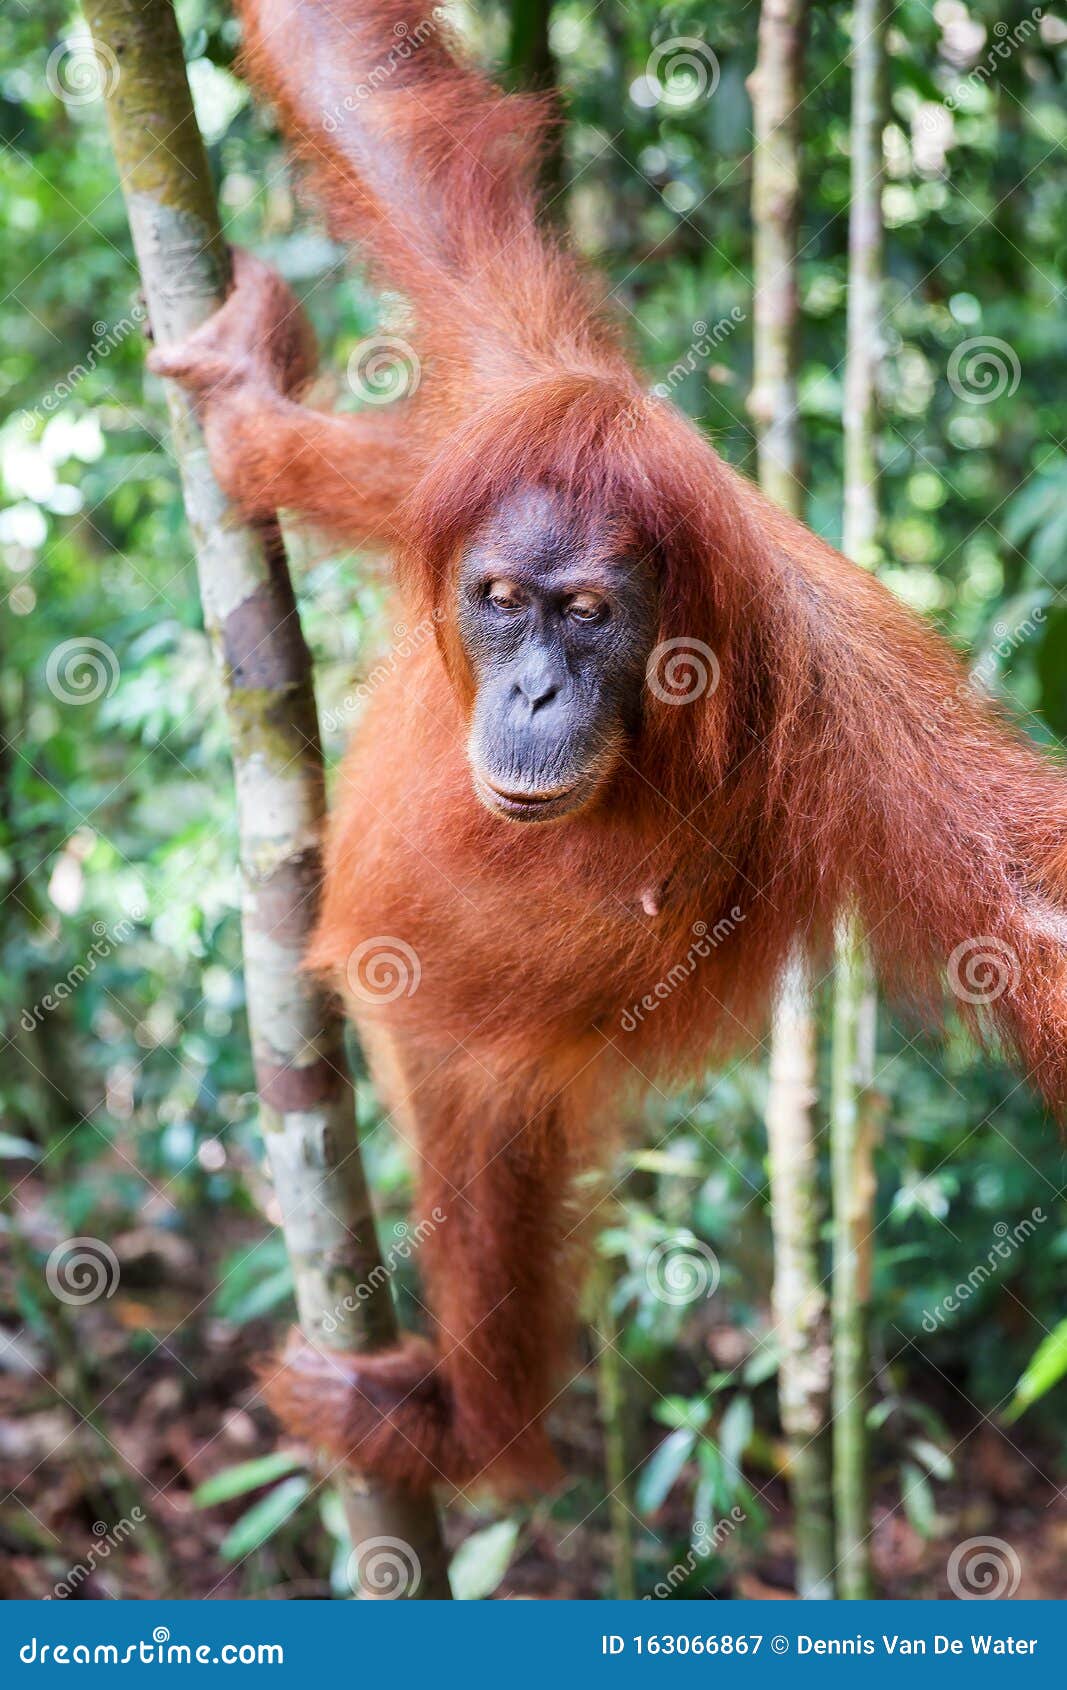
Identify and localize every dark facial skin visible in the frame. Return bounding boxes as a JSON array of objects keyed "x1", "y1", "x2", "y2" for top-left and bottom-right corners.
[{"x1": 456, "y1": 487, "x2": 658, "y2": 823}]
